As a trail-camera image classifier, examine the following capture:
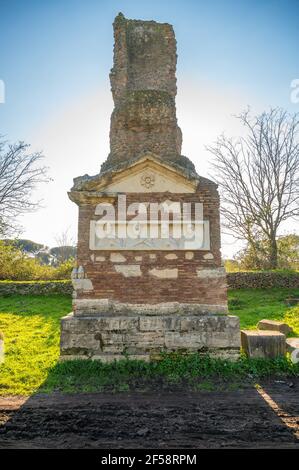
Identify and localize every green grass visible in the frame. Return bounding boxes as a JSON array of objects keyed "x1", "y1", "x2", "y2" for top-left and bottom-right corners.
[
  {"x1": 39, "y1": 353, "x2": 299, "y2": 394},
  {"x1": 0, "y1": 289, "x2": 298, "y2": 396},
  {"x1": 0, "y1": 295, "x2": 71, "y2": 395},
  {"x1": 228, "y1": 287, "x2": 299, "y2": 335}
]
